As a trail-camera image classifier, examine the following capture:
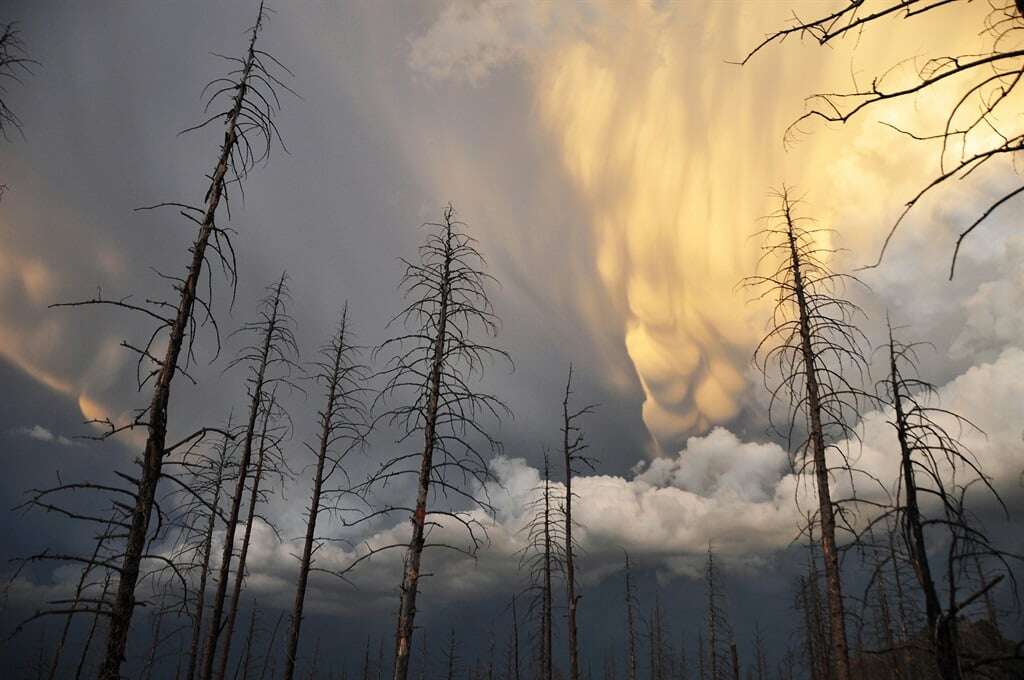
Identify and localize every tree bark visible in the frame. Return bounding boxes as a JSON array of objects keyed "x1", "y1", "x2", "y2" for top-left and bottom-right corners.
[{"x1": 786, "y1": 217, "x2": 851, "y2": 680}]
